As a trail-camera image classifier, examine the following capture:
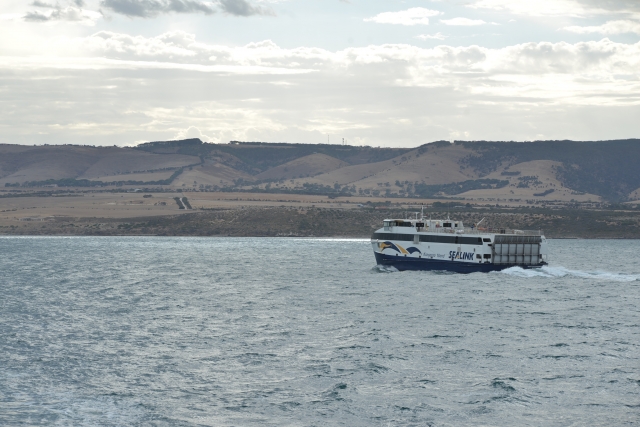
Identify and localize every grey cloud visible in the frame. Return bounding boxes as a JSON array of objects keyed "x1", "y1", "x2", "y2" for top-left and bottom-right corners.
[
  {"x1": 24, "y1": 0, "x2": 96, "y2": 22},
  {"x1": 24, "y1": 10, "x2": 51, "y2": 21},
  {"x1": 100, "y1": 0, "x2": 215, "y2": 17},
  {"x1": 217, "y1": 0, "x2": 274, "y2": 16},
  {"x1": 24, "y1": 6, "x2": 90, "y2": 22},
  {"x1": 30, "y1": 0, "x2": 86, "y2": 8},
  {"x1": 577, "y1": 0, "x2": 640, "y2": 13},
  {"x1": 31, "y1": 0, "x2": 56, "y2": 8},
  {"x1": 99, "y1": 0, "x2": 275, "y2": 18},
  {"x1": 3, "y1": 37, "x2": 640, "y2": 147}
]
